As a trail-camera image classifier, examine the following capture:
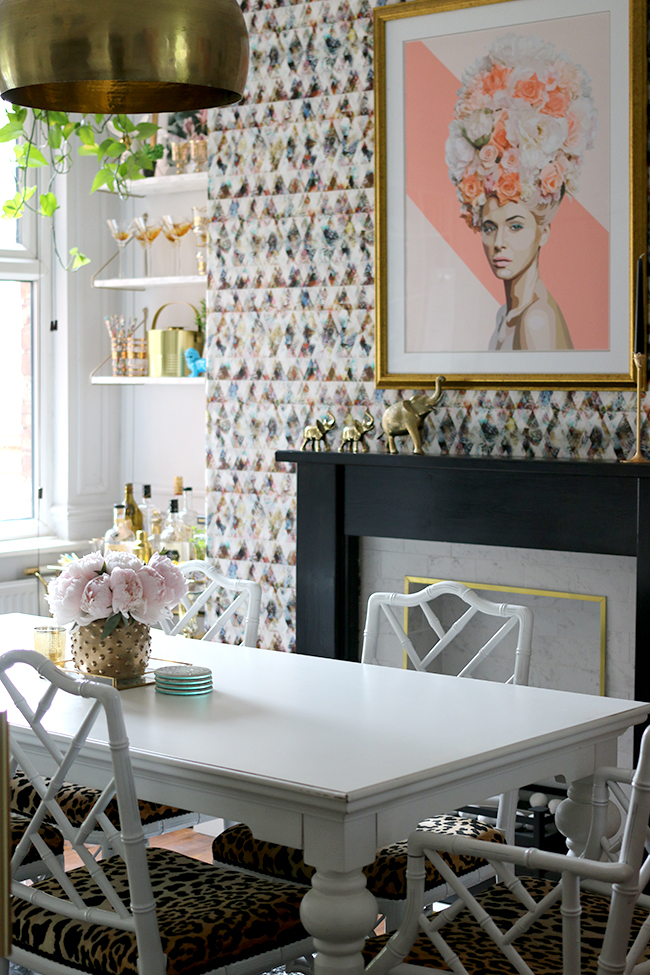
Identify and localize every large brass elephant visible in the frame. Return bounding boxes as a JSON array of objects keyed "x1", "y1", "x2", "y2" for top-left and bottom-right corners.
[{"x1": 381, "y1": 376, "x2": 445, "y2": 454}]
